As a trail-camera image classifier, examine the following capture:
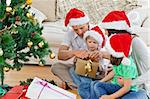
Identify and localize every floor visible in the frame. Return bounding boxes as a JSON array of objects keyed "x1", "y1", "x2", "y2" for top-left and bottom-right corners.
[{"x1": 3, "y1": 65, "x2": 81, "y2": 99}]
